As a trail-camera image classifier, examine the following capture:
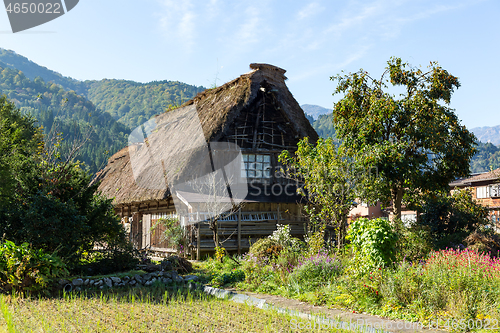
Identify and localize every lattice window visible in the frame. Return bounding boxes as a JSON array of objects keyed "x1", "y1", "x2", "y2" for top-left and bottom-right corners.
[{"x1": 241, "y1": 154, "x2": 272, "y2": 179}]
